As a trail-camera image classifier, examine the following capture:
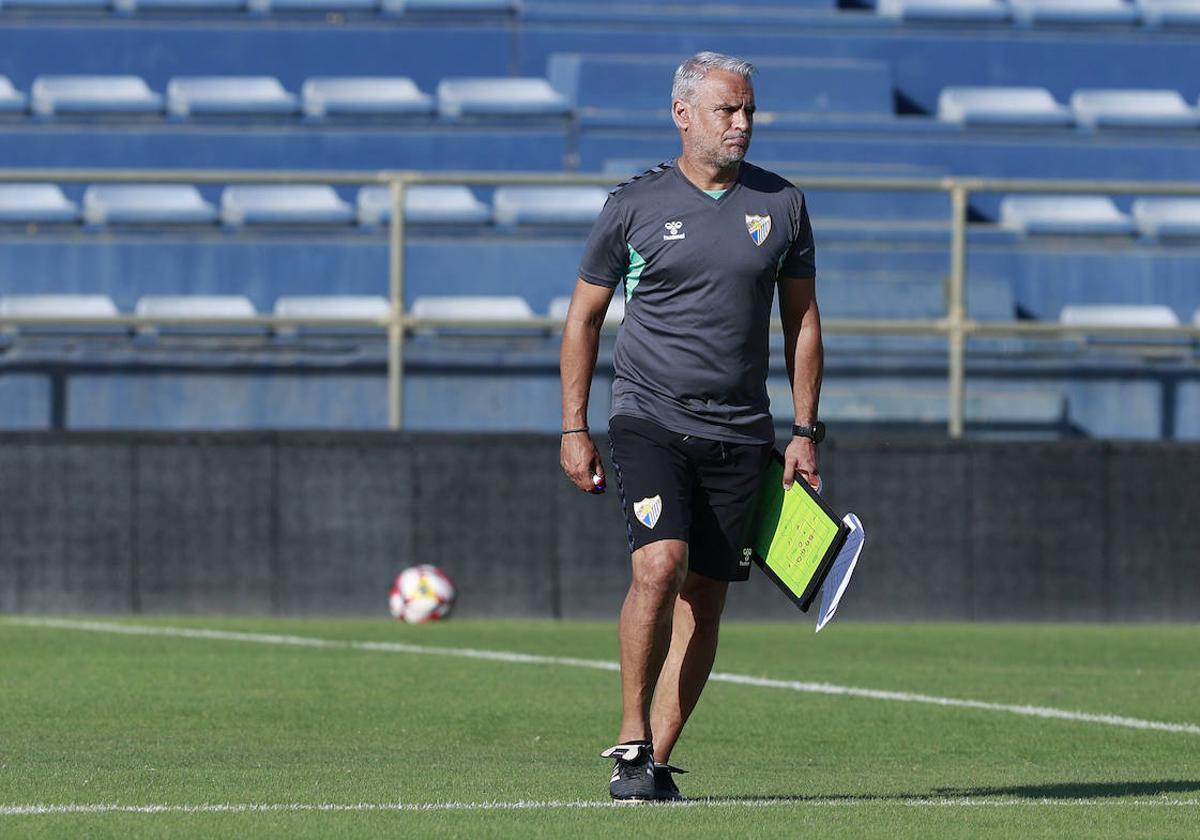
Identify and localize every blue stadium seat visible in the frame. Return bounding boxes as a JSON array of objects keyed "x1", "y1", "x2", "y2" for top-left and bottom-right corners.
[
  {"x1": 1131, "y1": 198, "x2": 1200, "y2": 238},
  {"x1": 436, "y1": 78, "x2": 570, "y2": 118},
  {"x1": 30, "y1": 76, "x2": 163, "y2": 118},
  {"x1": 0, "y1": 184, "x2": 79, "y2": 223},
  {"x1": 0, "y1": 77, "x2": 28, "y2": 114},
  {"x1": 1000, "y1": 195, "x2": 1135, "y2": 236},
  {"x1": 221, "y1": 185, "x2": 354, "y2": 226},
  {"x1": 357, "y1": 184, "x2": 491, "y2": 226},
  {"x1": 1070, "y1": 89, "x2": 1199, "y2": 130},
  {"x1": 1009, "y1": 0, "x2": 1139, "y2": 24},
  {"x1": 492, "y1": 186, "x2": 608, "y2": 226},
  {"x1": 1136, "y1": 0, "x2": 1200, "y2": 25},
  {"x1": 1060, "y1": 303, "x2": 1180, "y2": 326},
  {"x1": 937, "y1": 87, "x2": 1072, "y2": 126},
  {"x1": 876, "y1": 0, "x2": 1009, "y2": 21},
  {"x1": 82, "y1": 185, "x2": 218, "y2": 225},
  {"x1": 301, "y1": 77, "x2": 434, "y2": 119},
  {"x1": 167, "y1": 77, "x2": 299, "y2": 119}
]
